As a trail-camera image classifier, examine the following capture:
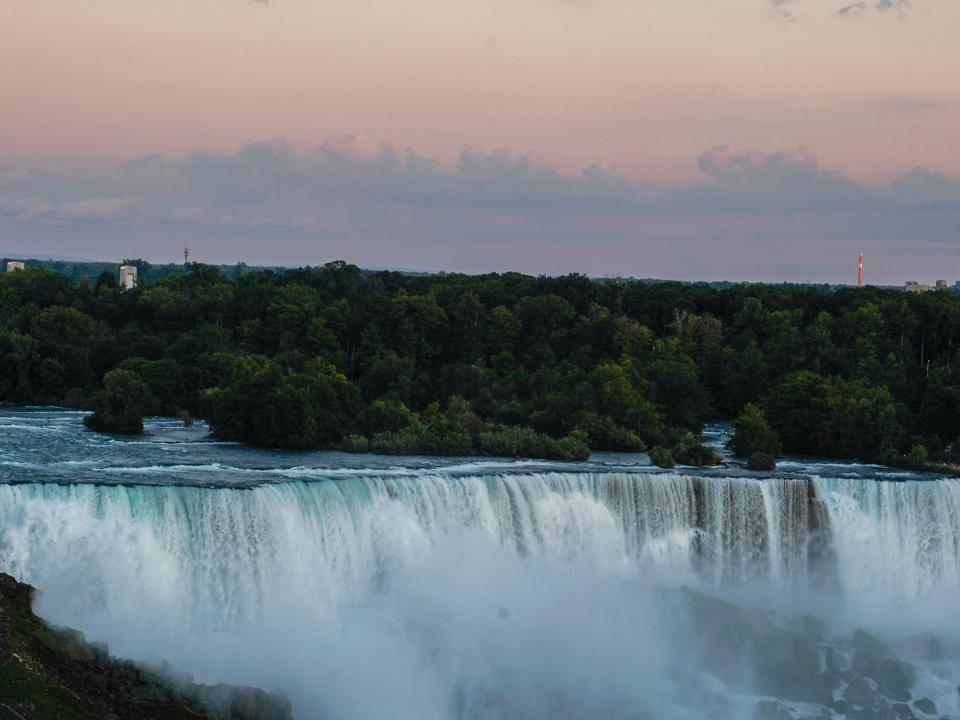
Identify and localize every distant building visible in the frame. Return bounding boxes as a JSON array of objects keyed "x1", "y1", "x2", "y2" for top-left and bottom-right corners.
[
  {"x1": 119, "y1": 265, "x2": 138, "y2": 290},
  {"x1": 6, "y1": 261, "x2": 24, "y2": 272},
  {"x1": 905, "y1": 281, "x2": 933, "y2": 294},
  {"x1": 936, "y1": 279, "x2": 949, "y2": 289}
]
